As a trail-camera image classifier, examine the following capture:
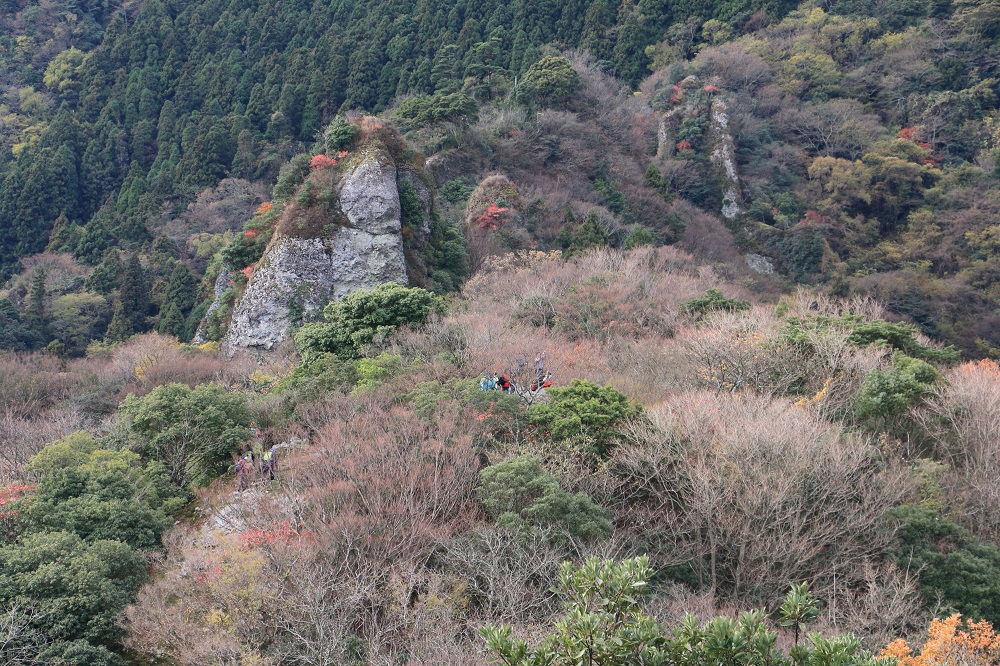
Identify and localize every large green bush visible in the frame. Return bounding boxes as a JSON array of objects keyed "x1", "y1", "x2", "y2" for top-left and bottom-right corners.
[
  {"x1": 527, "y1": 380, "x2": 641, "y2": 457},
  {"x1": 295, "y1": 283, "x2": 443, "y2": 362},
  {"x1": 23, "y1": 432, "x2": 184, "y2": 550},
  {"x1": 0, "y1": 531, "x2": 146, "y2": 648},
  {"x1": 890, "y1": 504, "x2": 1000, "y2": 625},
  {"x1": 478, "y1": 456, "x2": 612, "y2": 542},
  {"x1": 119, "y1": 383, "x2": 251, "y2": 487},
  {"x1": 516, "y1": 56, "x2": 582, "y2": 108},
  {"x1": 784, "y1": 314, "x2": 959, "y2": 363},
  {"x1": 323, "y1": 116, "x2": 360, "y2": 153},
  {"x1": 680, "y1": 288, "x2": 751, "y2": 317},
  {"x1": 855, "y1": 353, "x2": 939, "y2": 420}
]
